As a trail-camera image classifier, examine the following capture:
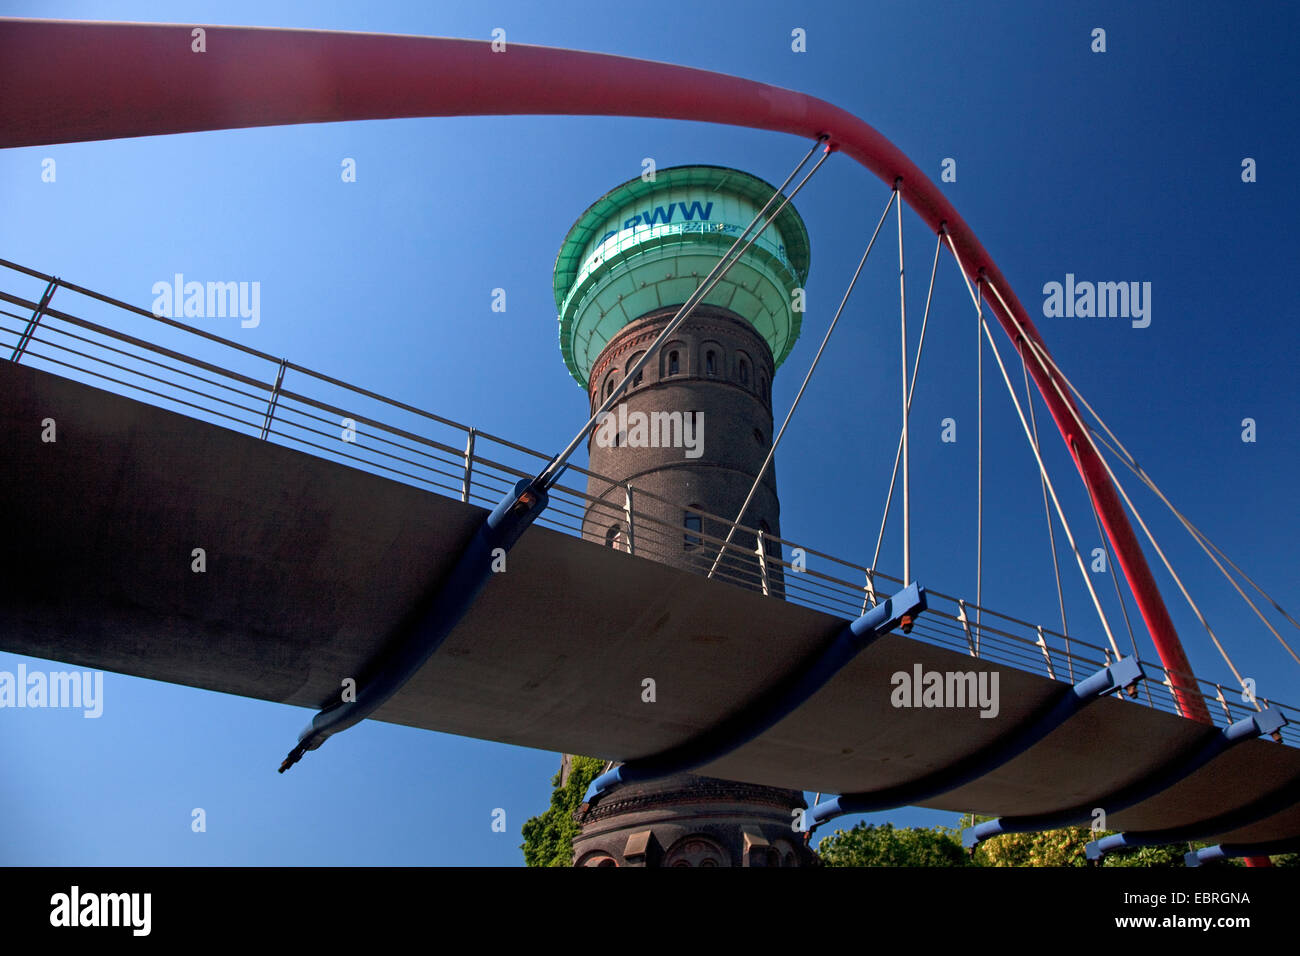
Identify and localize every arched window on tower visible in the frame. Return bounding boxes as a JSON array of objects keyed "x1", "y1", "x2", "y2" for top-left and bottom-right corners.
[
  {"x1": 665, "y1": 835, "x2": 728, "y2": 867},
  {"x1": 738, "y1": 357, "x2": 750, "y2": 386},
  {"x1": 705, "y1": 349, "x2": 717, "y2": 377},
  {"x1": 629, "y1": 351, "x2": 645, "y2": 387},
  {"x1": 668, "y1": 350, "x2": 680, "y2": 376}
]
